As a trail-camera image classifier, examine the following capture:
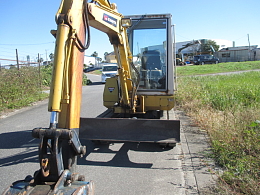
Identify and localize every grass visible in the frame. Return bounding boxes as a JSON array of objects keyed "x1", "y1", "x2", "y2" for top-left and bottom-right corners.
[
  {"x1": 0, "y1": 64, "x2": 89, "y2": 114},
  {"x1": 176, "y1": 68, "x2": 260, "y2": 194},
  {"x1": 177, "y1": 61, "x2": 260, "y2": 76},
  {"x1": 0, "y1": 66, "x2": 50, "y2": 113}
]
